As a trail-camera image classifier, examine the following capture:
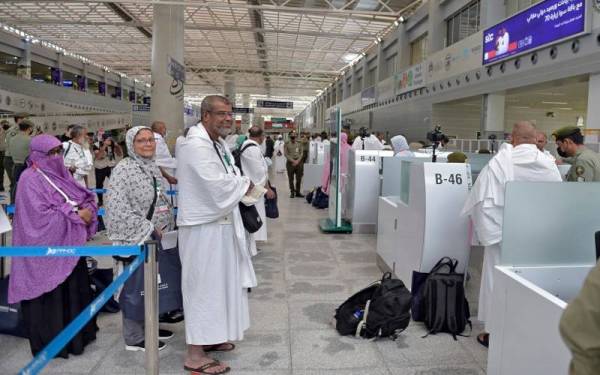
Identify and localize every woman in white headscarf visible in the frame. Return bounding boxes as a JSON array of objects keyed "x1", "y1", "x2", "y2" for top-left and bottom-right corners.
[
  {"x1": 105, "y1": 126, "x2": 178, "y2": 352},
  {"x1": 391, "y1": 135, "x2": 414, "y2": 158}
]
